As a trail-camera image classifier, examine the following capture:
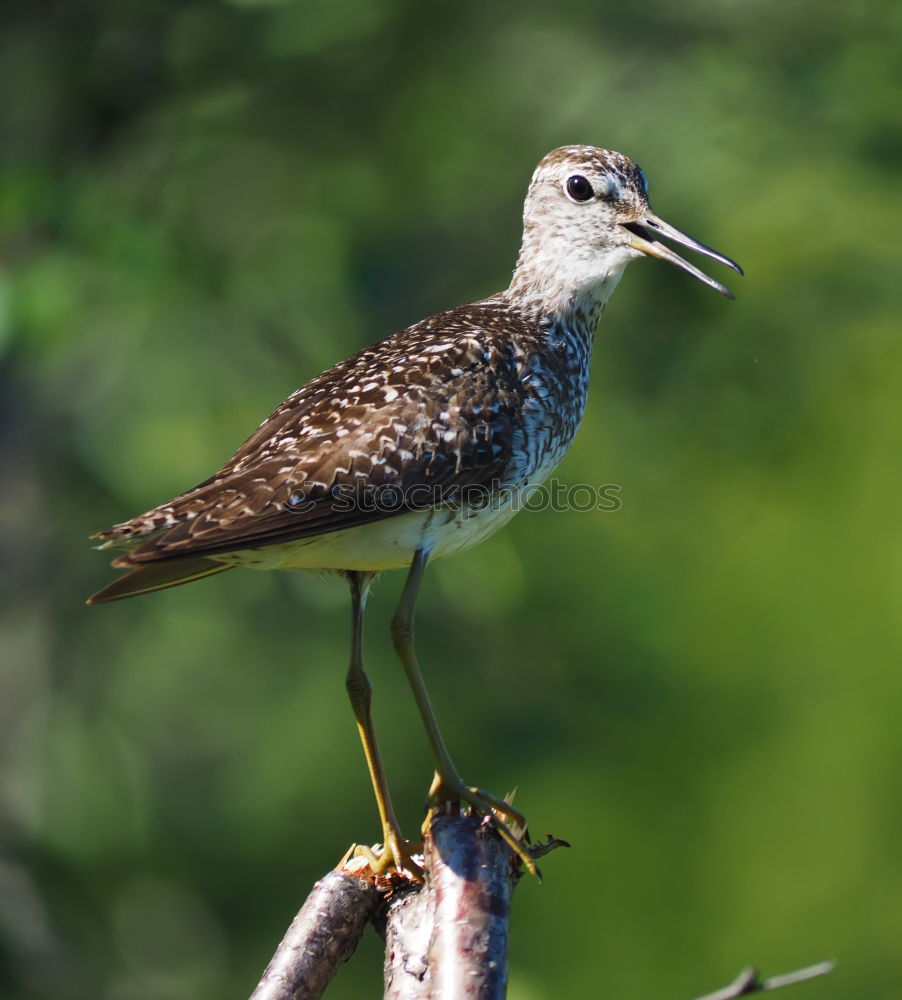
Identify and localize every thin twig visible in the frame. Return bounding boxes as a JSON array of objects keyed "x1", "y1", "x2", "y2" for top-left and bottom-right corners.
[
  {"x1": 689, "y1": 961, "x2": 835, "y2": 1000},
  {"x1": 249, "y1": 868, "x2": 381, "y2": 1000}
]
